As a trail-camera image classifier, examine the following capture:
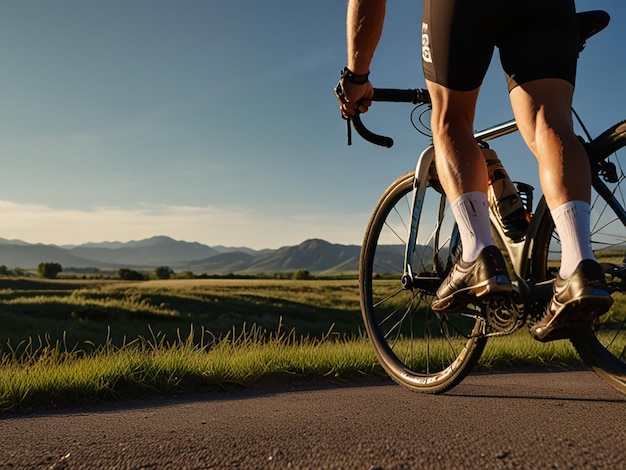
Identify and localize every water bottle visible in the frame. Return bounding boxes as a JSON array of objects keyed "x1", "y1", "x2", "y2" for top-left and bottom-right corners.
[{"x1": 482, "y1": 148, "x2": 530, "y2": 241}]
